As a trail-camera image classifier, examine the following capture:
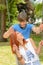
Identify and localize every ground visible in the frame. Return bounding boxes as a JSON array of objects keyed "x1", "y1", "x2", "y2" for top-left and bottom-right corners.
[{"x1": 0, "y1": 42, "x2": 17, "y2": 65}]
